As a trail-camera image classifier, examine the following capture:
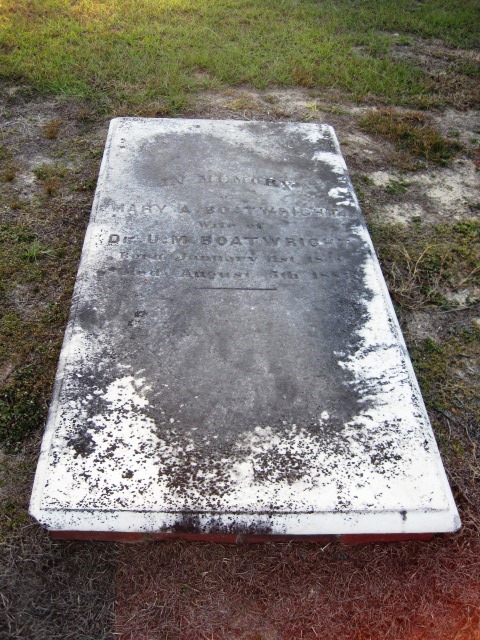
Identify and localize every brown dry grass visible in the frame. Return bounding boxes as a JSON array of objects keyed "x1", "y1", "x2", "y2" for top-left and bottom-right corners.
[
  {"x1": 115, "y1": 515, "x2": 480, "y2": 640},
  {"x1": 0, "y1": 527, "x2": 116, "y2": 639}
]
